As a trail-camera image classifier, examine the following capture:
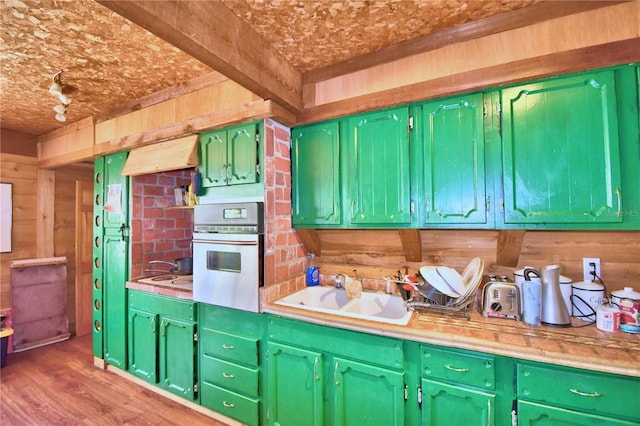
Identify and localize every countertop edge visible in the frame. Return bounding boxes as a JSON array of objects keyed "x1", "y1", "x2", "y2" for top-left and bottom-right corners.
[{"x1": 262, "y1": 303, "x2": 640, "y2": 378}]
